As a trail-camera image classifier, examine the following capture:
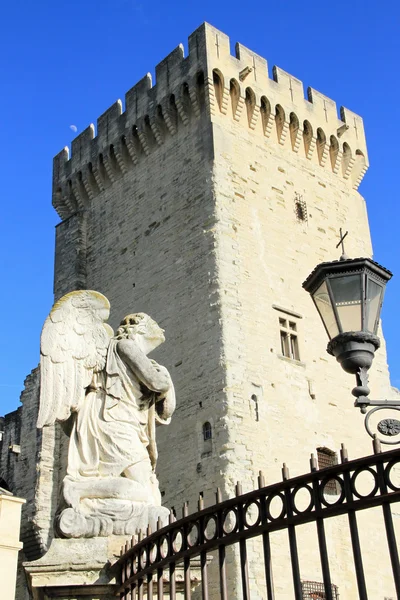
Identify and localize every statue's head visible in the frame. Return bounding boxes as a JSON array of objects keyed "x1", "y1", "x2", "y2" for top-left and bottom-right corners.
[{"x1": 116, "y1": 313, "x2": 165, "y2": 353}]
